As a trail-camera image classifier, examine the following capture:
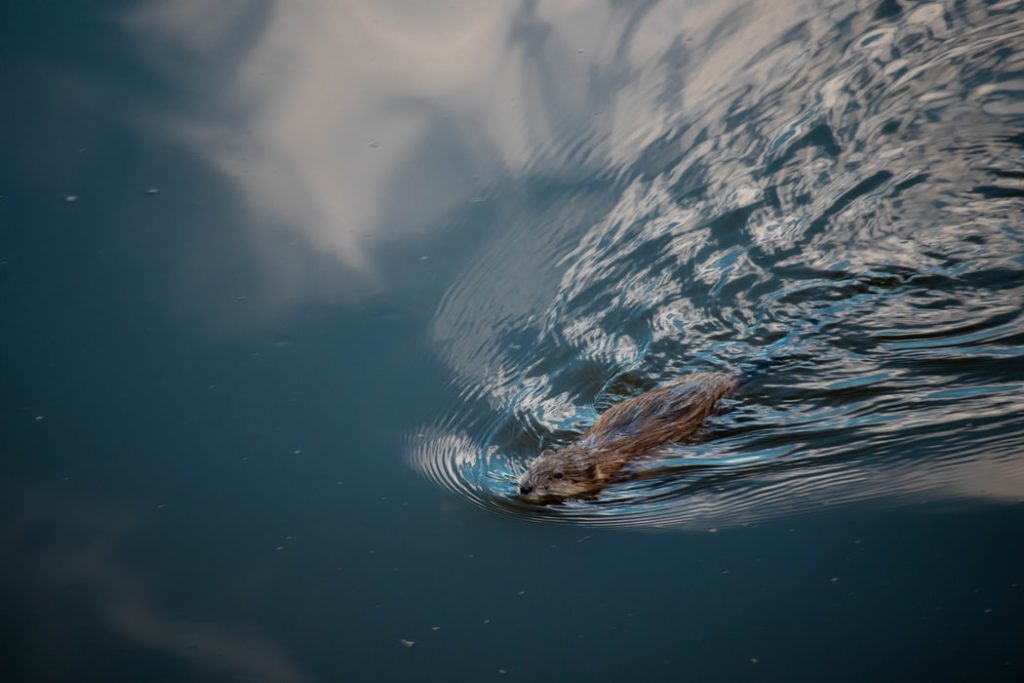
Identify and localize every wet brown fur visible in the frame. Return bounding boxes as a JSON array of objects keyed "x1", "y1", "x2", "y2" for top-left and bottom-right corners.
[{"x1": 518, "y1": 372, "x2": 737, "y2": 502}]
